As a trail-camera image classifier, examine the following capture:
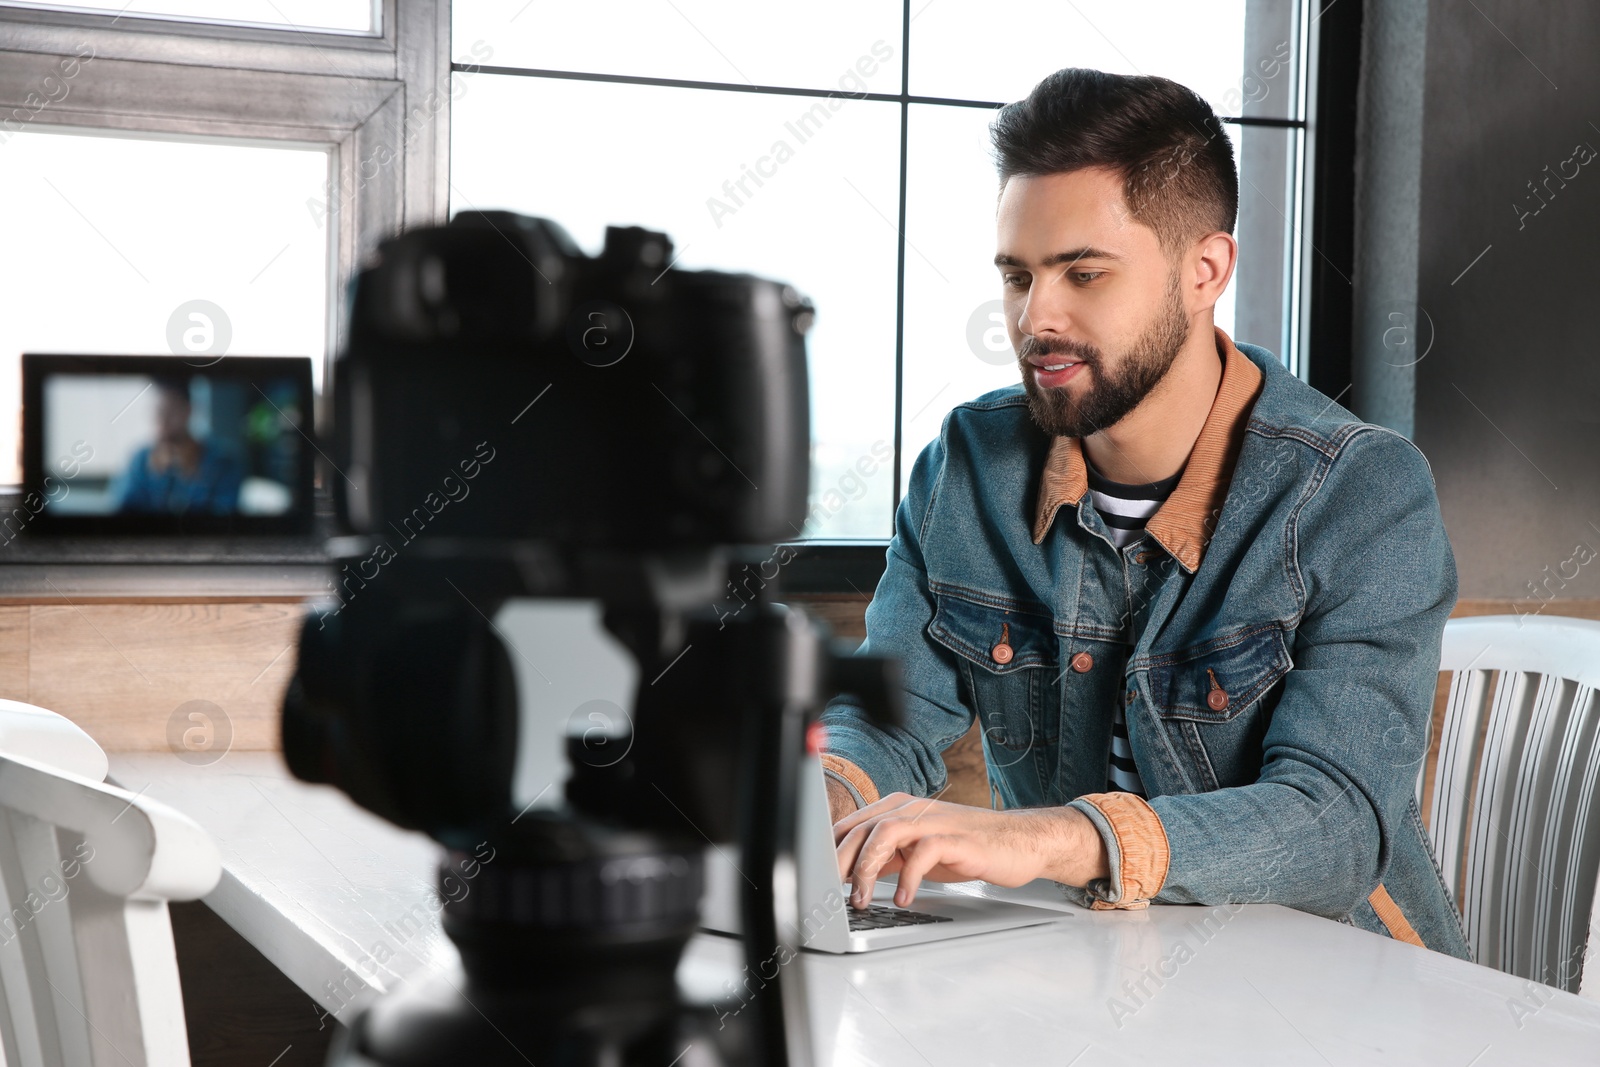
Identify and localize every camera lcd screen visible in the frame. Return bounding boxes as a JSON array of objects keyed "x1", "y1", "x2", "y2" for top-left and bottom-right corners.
[{"x1": 21, "y1": 354, "x2": 315, "y2": 535}]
